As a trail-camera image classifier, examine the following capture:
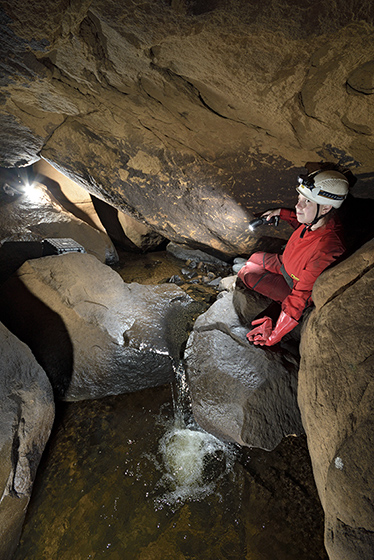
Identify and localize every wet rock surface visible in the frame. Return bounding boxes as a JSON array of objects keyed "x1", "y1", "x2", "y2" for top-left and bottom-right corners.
[
  {"x1": 0, "y1": 322, "x2": 54, "y2": 560},
  {"x1": 13, "y1": 386, "x2": 328, "y2": 560},
  {"x1": 232, "y1": 275, "x2": 304, "y2": 356},
  {"x1": 0, "y1": 2, "x2": 373, "y2": 556},
  {"x1": 185, "y1": 291, "x2": 303, "y2": 450},
  {"x1": 1, "y1": 234, "x2": 372, "y2": 560},
  {"x1": 0, "y1": 252, "x2": 199, "y2": 401},
  {"x1": 298, "y1": 238, "x2": 374, "y2": 560}
]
